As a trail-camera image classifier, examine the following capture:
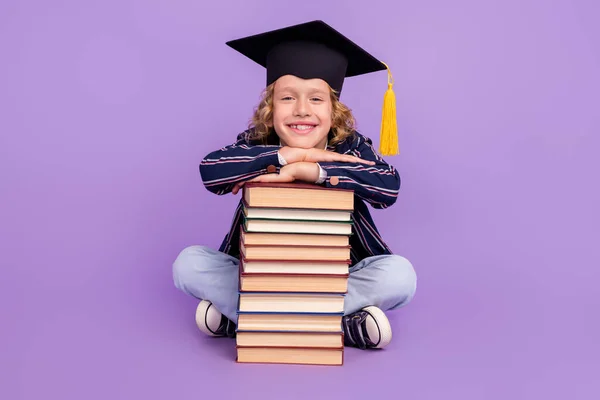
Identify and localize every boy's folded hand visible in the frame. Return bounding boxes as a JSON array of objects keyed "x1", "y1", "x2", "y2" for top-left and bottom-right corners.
[
  {"x1": 231, "y1": 162, "x2": 319, "y2": 194},
  {"x1": 279, "y1": 146, "x2": 375, "y2": 166}
]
